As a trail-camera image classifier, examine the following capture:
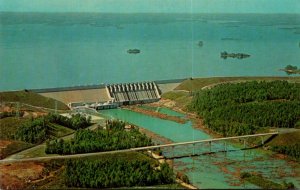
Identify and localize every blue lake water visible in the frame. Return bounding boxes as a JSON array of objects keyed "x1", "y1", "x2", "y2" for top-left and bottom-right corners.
[{"x1": 1, "y1": 13, "x2": 300, "y2": 91}]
